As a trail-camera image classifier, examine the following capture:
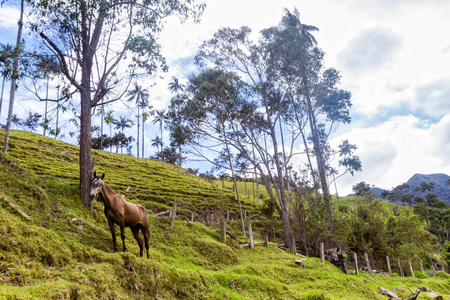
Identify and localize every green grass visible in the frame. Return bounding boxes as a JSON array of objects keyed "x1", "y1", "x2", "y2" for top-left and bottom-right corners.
[{"x1": 0, "y1": 130, "x2": 449, "y2": 299}]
